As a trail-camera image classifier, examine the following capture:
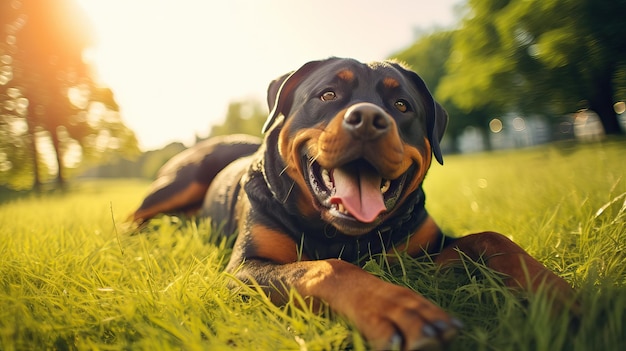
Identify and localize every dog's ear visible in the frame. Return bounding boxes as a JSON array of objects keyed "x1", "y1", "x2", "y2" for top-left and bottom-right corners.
[
  {"x1": 431, "y1": 102, "x2": 448, "y2": 164},
  {"x1": 266, "y1": 72, "x2": 292, "y2": 115},
  {"x1": 390, "y1": 62, "x2": 448, "y2": 165},
  {"x1": 262, "y1": 59, "x2": 333, "y2": 133}
]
